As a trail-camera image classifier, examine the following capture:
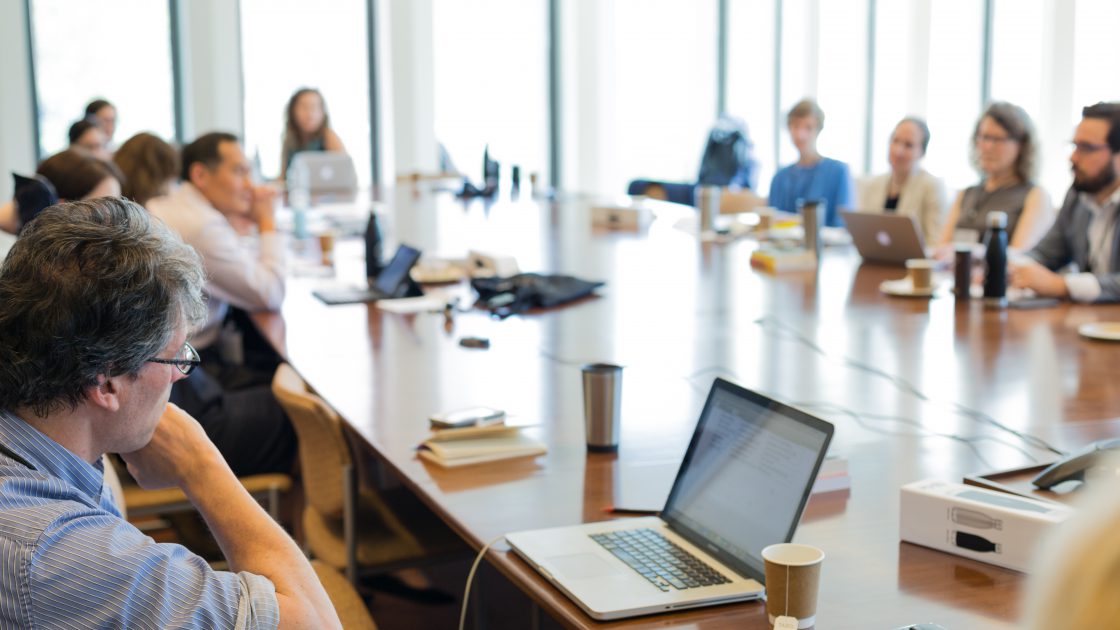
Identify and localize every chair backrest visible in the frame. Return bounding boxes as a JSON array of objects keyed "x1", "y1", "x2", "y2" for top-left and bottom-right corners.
[
  {"x1": 697, "y1": 115, "x2": 755, "y2": 189},
  {"x1": 271, "y1": 363, "x2": 352, "y2": 517},
  {"x1": 311, "y1": 560, "x2": 378, "y2": 630}
]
